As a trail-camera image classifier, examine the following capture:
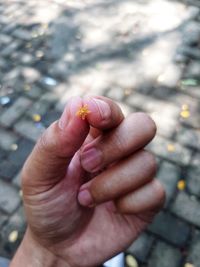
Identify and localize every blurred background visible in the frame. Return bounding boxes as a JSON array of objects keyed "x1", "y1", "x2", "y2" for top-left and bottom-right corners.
[{"x1": 0, "y1": 0, "x2": 200, "y2": 266}]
